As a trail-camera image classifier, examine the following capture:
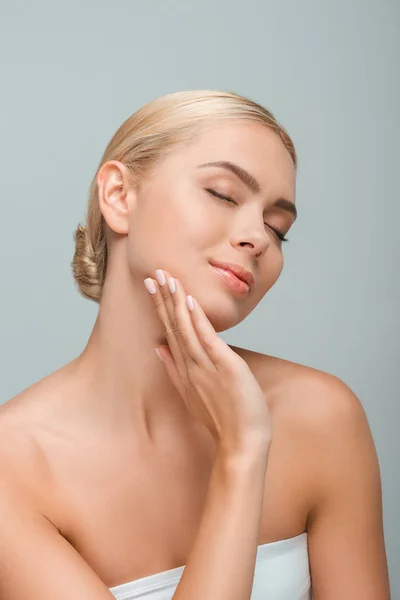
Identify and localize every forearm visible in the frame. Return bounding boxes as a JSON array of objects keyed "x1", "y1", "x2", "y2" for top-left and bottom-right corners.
[{"x1": 172, "y1": 444, "x2": 270, "y2": 600}]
